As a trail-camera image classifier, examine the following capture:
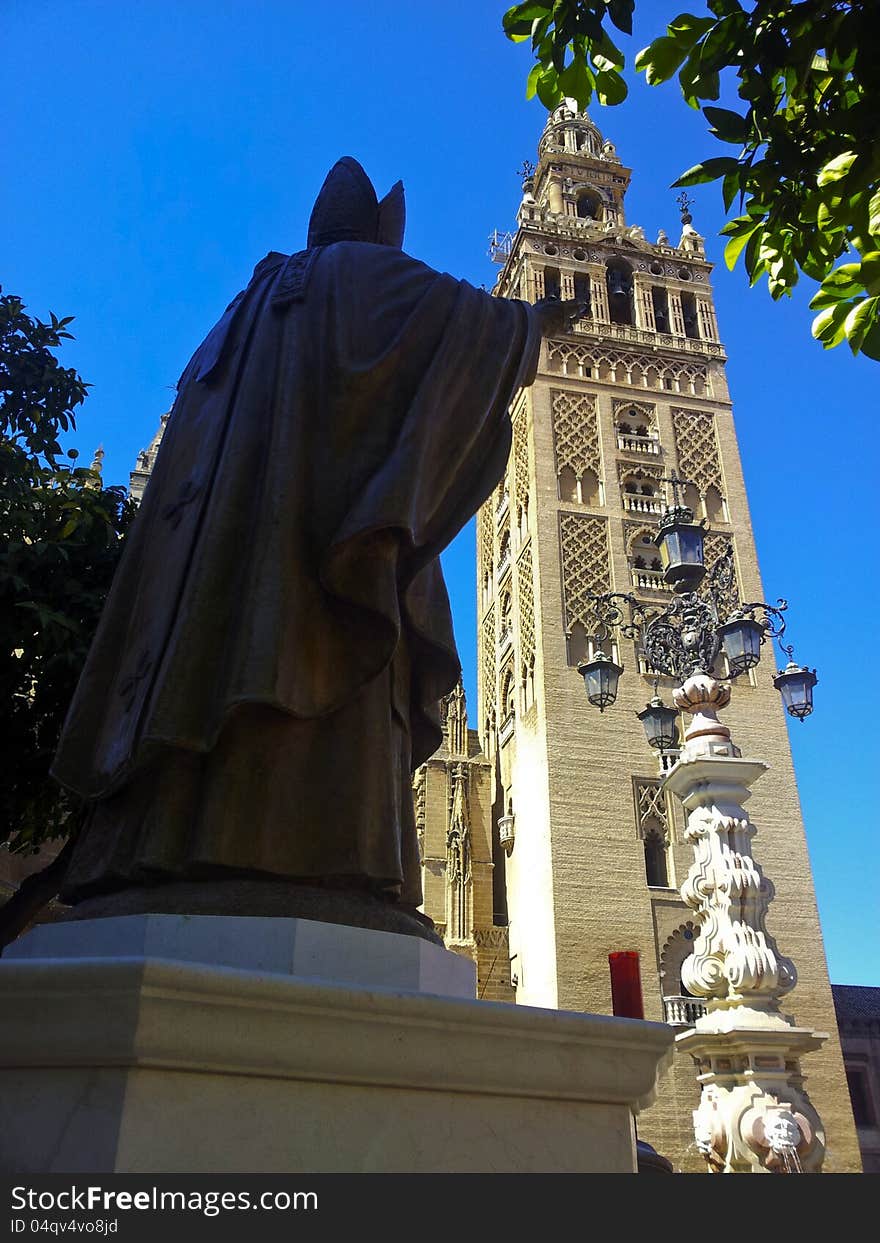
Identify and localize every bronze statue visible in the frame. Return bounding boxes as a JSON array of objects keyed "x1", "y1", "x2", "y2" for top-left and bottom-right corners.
[{"x1": 51, "y1": 158, "x2": 580, "y2": 933}]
